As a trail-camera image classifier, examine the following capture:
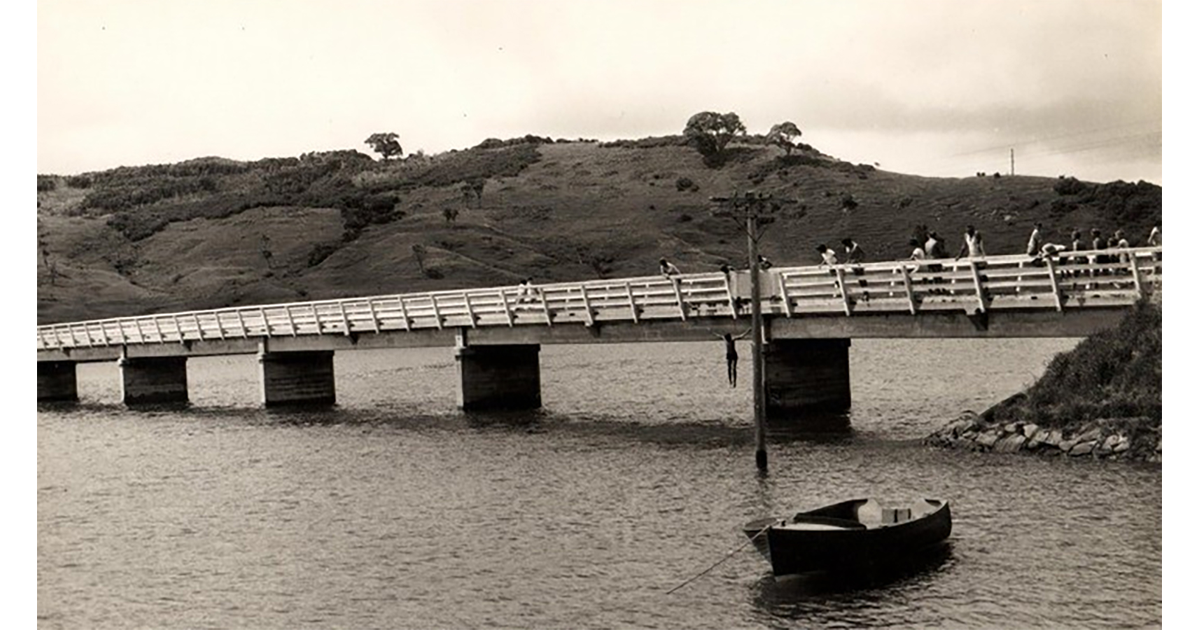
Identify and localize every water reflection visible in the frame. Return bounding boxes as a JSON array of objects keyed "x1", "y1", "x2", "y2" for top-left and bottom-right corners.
[
  {"x1": 751, "y1": 542, "x2": 956, "y2": 612},
  {"x1": 767, "y1": 411, "x2": 853, "y2": 435}
]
